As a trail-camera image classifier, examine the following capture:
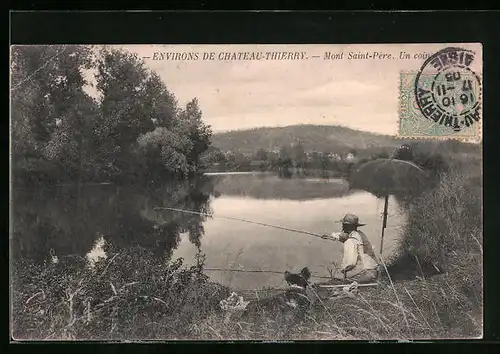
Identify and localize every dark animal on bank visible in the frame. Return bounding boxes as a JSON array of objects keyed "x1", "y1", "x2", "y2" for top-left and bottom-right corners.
[
  {"x1": 241, "y1": 267, "x2": 313, "y2": 320},
  {"x1": 284, "y1": 267, "x2": 311, "y2": 288}
]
